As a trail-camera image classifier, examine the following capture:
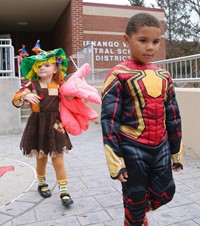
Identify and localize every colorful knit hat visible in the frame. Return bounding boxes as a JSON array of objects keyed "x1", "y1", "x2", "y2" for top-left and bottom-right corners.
[
  {"x1": 21, "y1": 48, "x2": 68, "y2": 81},
  {"x1": 18, "y1": 44, "x2": 29, "y2": 57},
  {"x1": 32, "y1": 40, "x2": 43, "y2": 54},
  {"x1": 18, "y1": 44, "x2": 29, "y2": 62}
]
